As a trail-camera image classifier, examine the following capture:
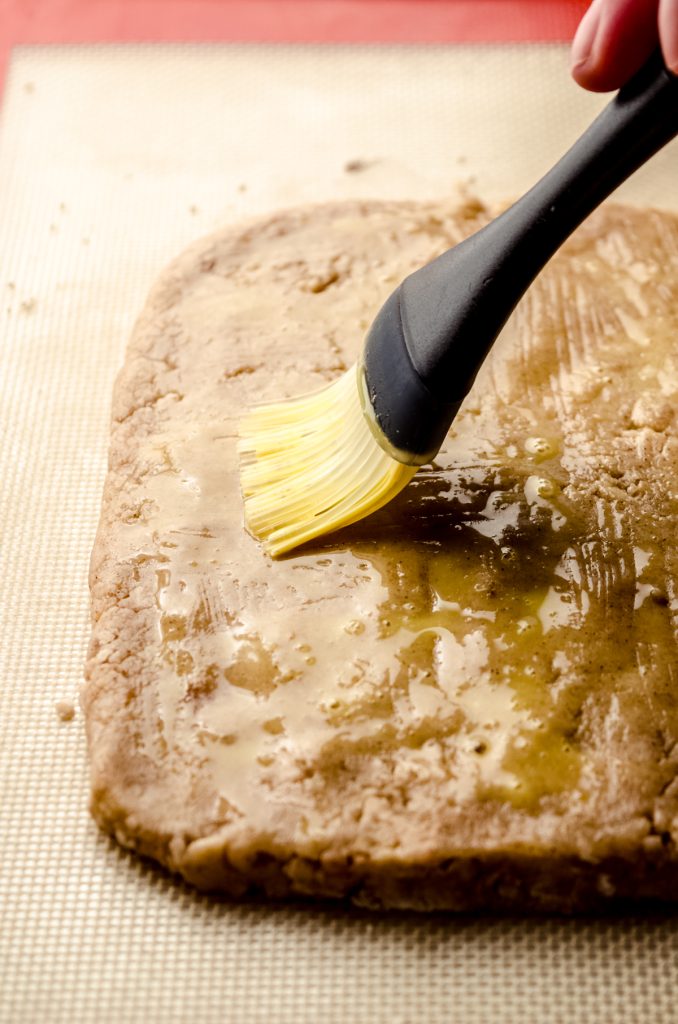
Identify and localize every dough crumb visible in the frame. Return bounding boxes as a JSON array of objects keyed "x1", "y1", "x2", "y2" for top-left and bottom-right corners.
[
  {"x1": 55, "y1": 700, "x2": 75, "y2": 722},
  {"x1": 630, "y1": 396, "x2": 673, "y2": 432},
  {"x1": 344, "y1": 158, "x2": 372, "y2": 173}
]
